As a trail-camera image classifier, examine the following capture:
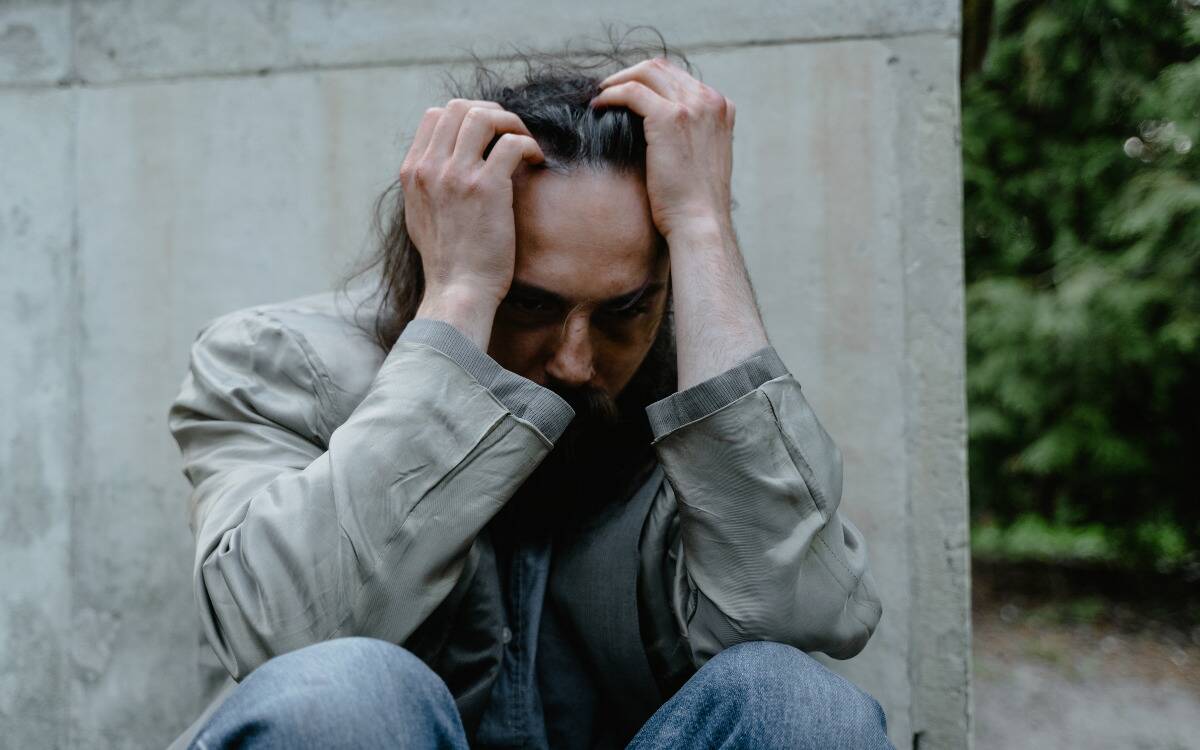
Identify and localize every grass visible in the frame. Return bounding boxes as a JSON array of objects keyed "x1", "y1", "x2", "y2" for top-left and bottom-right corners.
[
  {"x1": 971, "y1": 514, "x2": 1200, "y2": 635},
  {"x1": 971, "y1": 513, "x2": 1193, "y2": 571}
]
